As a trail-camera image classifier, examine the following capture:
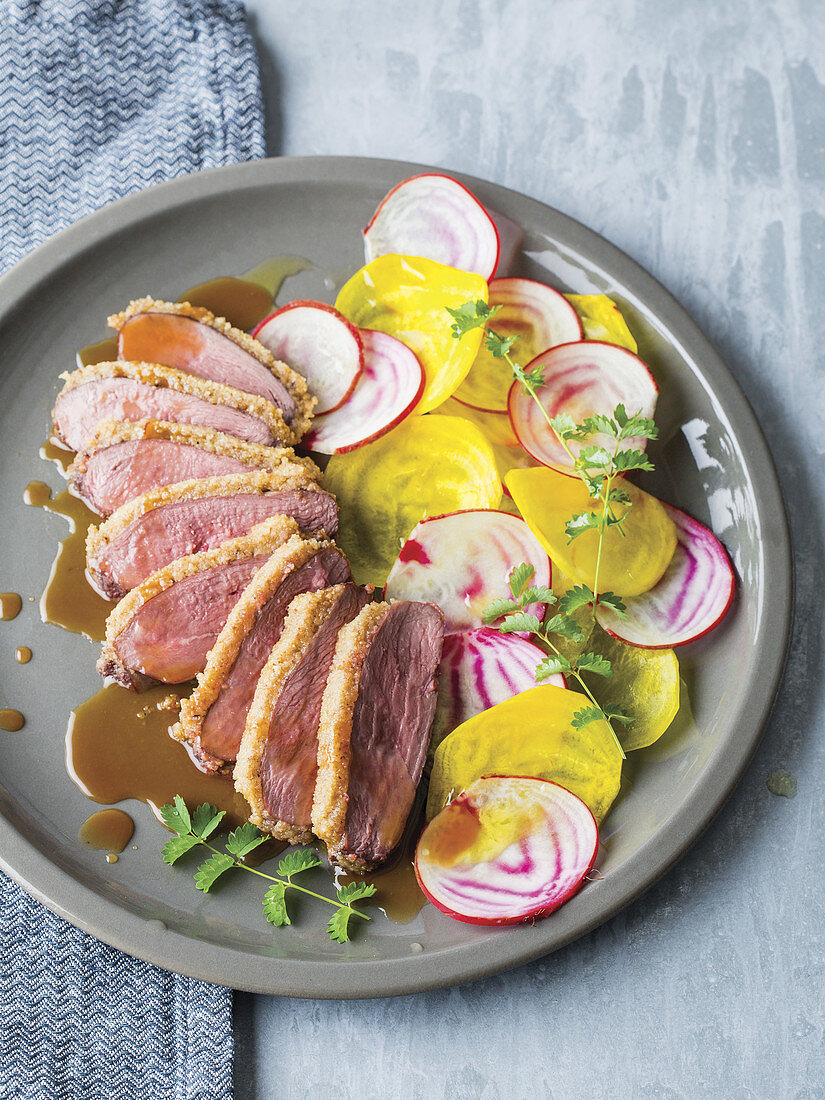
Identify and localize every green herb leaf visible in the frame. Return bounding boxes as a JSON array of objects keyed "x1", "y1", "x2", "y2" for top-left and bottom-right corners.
[
  {"x1": 485, "y1": 330, "x2": 517, "y2": 358},
  {"x1": 446, "y1": 300, "x2": 500, "y2": 338},
  {"x1": 571, "y1": 705, "x2": 607, "y2": 730},
  {"x1": 521, "y1": 585, "x2": 556, "y2": 606},
  {"x1": 337, "y1": 881, "x2": 377, "y2": 905},
  {"x1": 191, "y1": 803, "x2": 225, "y2": 841},
  {"x1": 549, "y1": 412, "x2": 578, "y2": 439},
  {"x1": 513, "y1": 362, "x2": 546, "y2": 390},
  {"x1": 558, "y1": 585, "x2": 595, "y2": 614},
  {"x1": 612, "y1": 449, "x2": 655, "y2": 474},
  {"x1": 543, "y1": 613, "x2": 585, "y2": 642},
  {"x1": 160, "y1": 794, "x2": 192, "y2": 837},
  {"x1": 535, "y1": 654, "x2": 571, "y2": 680},
  {"x1": 327, "y1": 907, "x2": 355, "y2": 944},
  {"x1": 499, "y1": 611, "x2": 543, "y2": 634},
  {"x1": 277, "y1": 849, "x2": 322, "y2": 879},
  {"x1": 579, "y1": 413, "x2": 618, "y2": 438},
  {"x1": 482, "y1": 596, "x2": 517, "y2": 623},
  {"x1": 614, "y1": 406, "x2": 658, "y2": 440},
  {"x1": 597, "y1": 592, "x2": 627, "y2": 617},
  {"x1": 194, "y1": 852, "x2": 235, "y2": 893},
  {"x1": 262, "y1": 882, "x2": 290, "y2": 926},
  {"x1": 508, "y1": 562, "x2": 535, "y2": 599},
  {"x1": 607, "y1": 486, "x2": 631, "y2": 505},
  {"x1": 565, "y1": 511, "x2": 601, "y2": 541},
  {"x1": 576, "y1": 652, "x2": 614, "y2": 677},
  {"x1": 226, "y1": 822, "x2": 270, "y2": 859},
  {"x1": 577, "y1": 444, "x2": 612, "y2": 468},
  {"x1": 161, "y1": 834, "x2": 201, "y2": 865}
]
